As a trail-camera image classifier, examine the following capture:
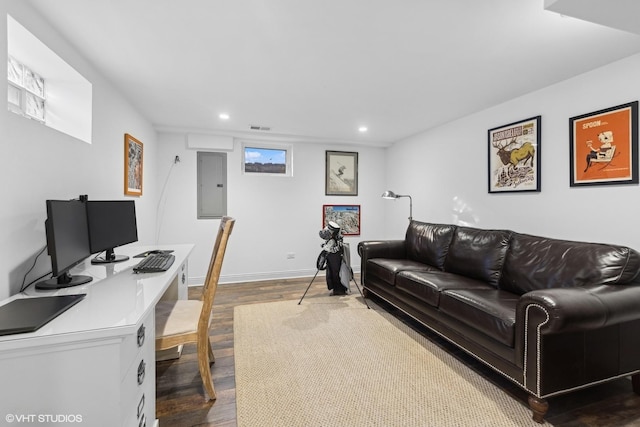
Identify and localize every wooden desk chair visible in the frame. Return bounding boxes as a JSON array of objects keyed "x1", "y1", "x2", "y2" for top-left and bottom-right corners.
[{"x1": 155, "y1": 216, "x2": 235, "y2": 400}]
